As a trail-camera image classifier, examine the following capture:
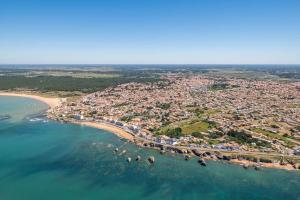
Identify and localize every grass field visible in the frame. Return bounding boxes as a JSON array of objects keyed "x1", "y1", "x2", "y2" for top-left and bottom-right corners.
[
  {"x1": 252, "y1": 128, "x2": 296, "y2": 148},
  {"x1": 157, "y1": 118, "x2": 211, "y2": 136},
  {"x1": 181, "y1": 121, "x2": 210, "y2": 134}
]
